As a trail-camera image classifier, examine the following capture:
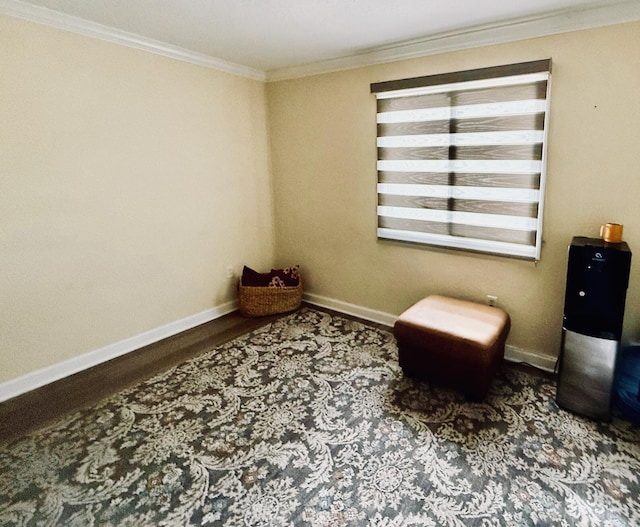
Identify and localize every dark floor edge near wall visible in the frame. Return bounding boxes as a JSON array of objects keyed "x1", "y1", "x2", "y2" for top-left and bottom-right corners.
[
  {"x1": 0, "y1": 309, "x2": 283, "y2": 443},
  {"x1": 0, "y1": 303, "x2": 550, "y2": 443}
]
